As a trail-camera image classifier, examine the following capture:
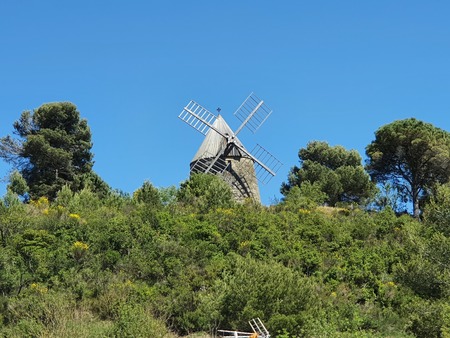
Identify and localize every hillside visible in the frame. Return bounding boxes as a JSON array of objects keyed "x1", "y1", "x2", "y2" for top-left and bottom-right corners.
[{"x1": 1, "y1": 183, "x2": 449, "y2": 338}]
